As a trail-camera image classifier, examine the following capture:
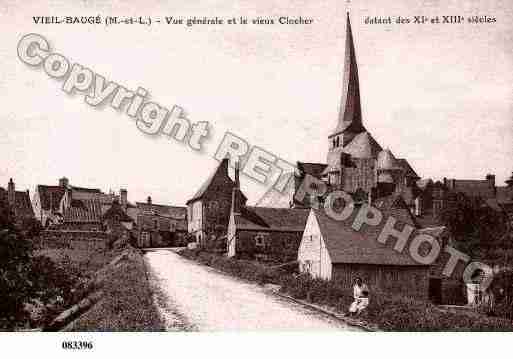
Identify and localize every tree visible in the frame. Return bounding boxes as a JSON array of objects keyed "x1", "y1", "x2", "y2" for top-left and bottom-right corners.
[{"x1": 439, "y1": 193, "x2": 510, "y2": 262}]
